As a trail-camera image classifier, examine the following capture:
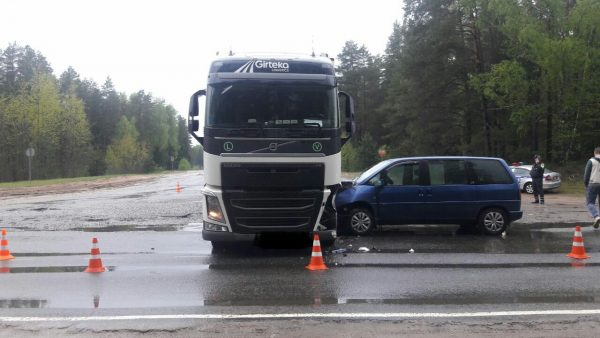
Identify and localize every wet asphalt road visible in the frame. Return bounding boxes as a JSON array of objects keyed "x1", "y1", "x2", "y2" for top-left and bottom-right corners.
[{"x1": 1, "y1": 171, "x2": 600, "y2": 337}]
